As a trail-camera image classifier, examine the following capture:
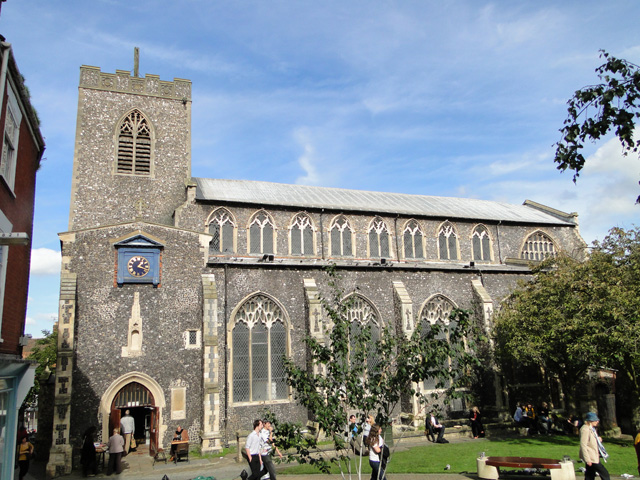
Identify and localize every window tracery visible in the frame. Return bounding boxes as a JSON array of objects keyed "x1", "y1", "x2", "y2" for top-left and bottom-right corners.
[
  {"x1": 330, "y1": 215, "x2": 353, "y2": 257},
  {"x1": 208, "y1": 208, "x2": 235, "y2": 254},
  {"x1": 419, "y1": 295, "x2": 455, "y2": 390},
  {"x1": 403, "y1": 220, "x2": 424, "y2": 259},
  {"x1": 472, "y1": 225, "x2": 492, "y2": 262},
  {"x1": 521, "y1": 231, "x2": 556, "y2": 261},
  {"x1": 438, "y1": 222, "x2": 459, "y2": 260},
  {"x1": 249, "y1": 211, "x2": 275, "y2": 255},
  {"x1": 368, "y1": 217, "x2": 391, "y2": 258},
  {"x1": 231, "y1": 294, "x2": 288, "y2": 403},
  {"x1": 290, "y1": 213, "x2": 314, "y2": 256}
]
